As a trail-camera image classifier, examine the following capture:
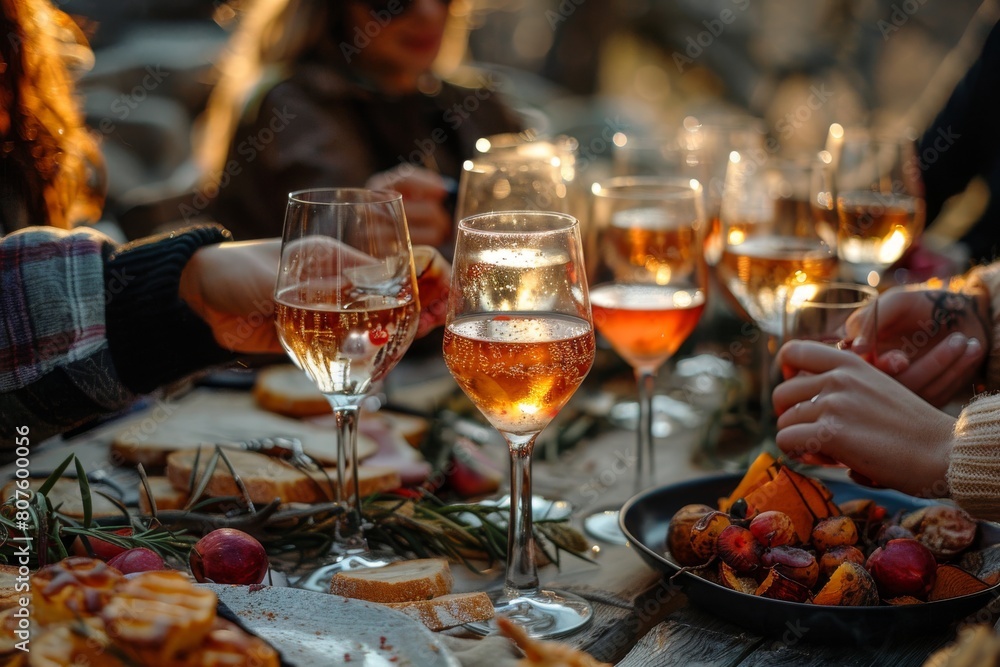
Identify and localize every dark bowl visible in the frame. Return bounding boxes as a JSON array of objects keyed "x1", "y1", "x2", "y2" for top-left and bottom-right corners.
[{"x1": 620, "y1": 473, "x2": 1000, "y2": 644}]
